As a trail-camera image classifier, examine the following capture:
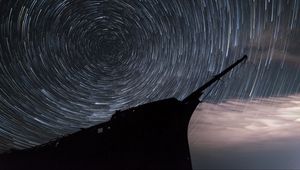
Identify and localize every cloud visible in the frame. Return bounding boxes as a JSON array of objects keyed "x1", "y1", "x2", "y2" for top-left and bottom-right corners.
[{"x1": 189, "y1": 95, "x2": 300, "y2": 169}]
